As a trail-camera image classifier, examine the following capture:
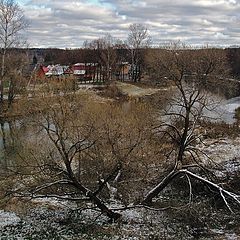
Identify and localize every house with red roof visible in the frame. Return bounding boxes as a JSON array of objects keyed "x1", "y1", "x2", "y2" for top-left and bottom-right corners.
[{"x1": 72, "y1": 63, "x2": 98, "y2": 80}]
